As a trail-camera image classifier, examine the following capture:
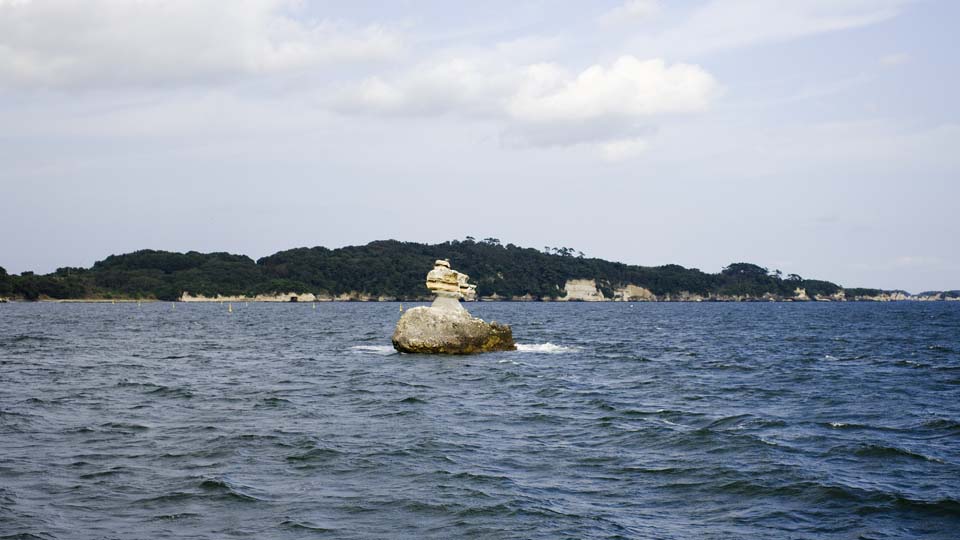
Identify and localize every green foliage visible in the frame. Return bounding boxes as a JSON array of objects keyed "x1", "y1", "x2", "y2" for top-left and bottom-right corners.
[
  {"x1": 717, "y1": 263, "x2": 780, "y2": 297},
  {"x1": 92, "y1": 250, "x2": 262, "y2": 300},
  {"x1": 2, "y1": 239, "x2": 852, "y2": 301},
  {"x1": 0, "y1": 266, "x2": 9, "y2": 296},
  {"x1": 800, "y1": 279, "x2": 842, "y2": 297},
  {"x1": 844, "y1": 288, "x2": 883, "y2": 297}
]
